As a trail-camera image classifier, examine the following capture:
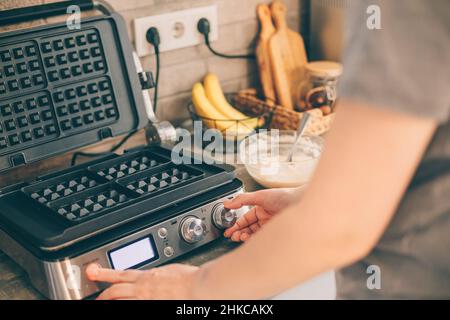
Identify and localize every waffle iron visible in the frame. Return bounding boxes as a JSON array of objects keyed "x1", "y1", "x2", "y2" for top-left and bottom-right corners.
[{"x1": 0, "y1": 1, "x2": 245, "y2": 299}]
